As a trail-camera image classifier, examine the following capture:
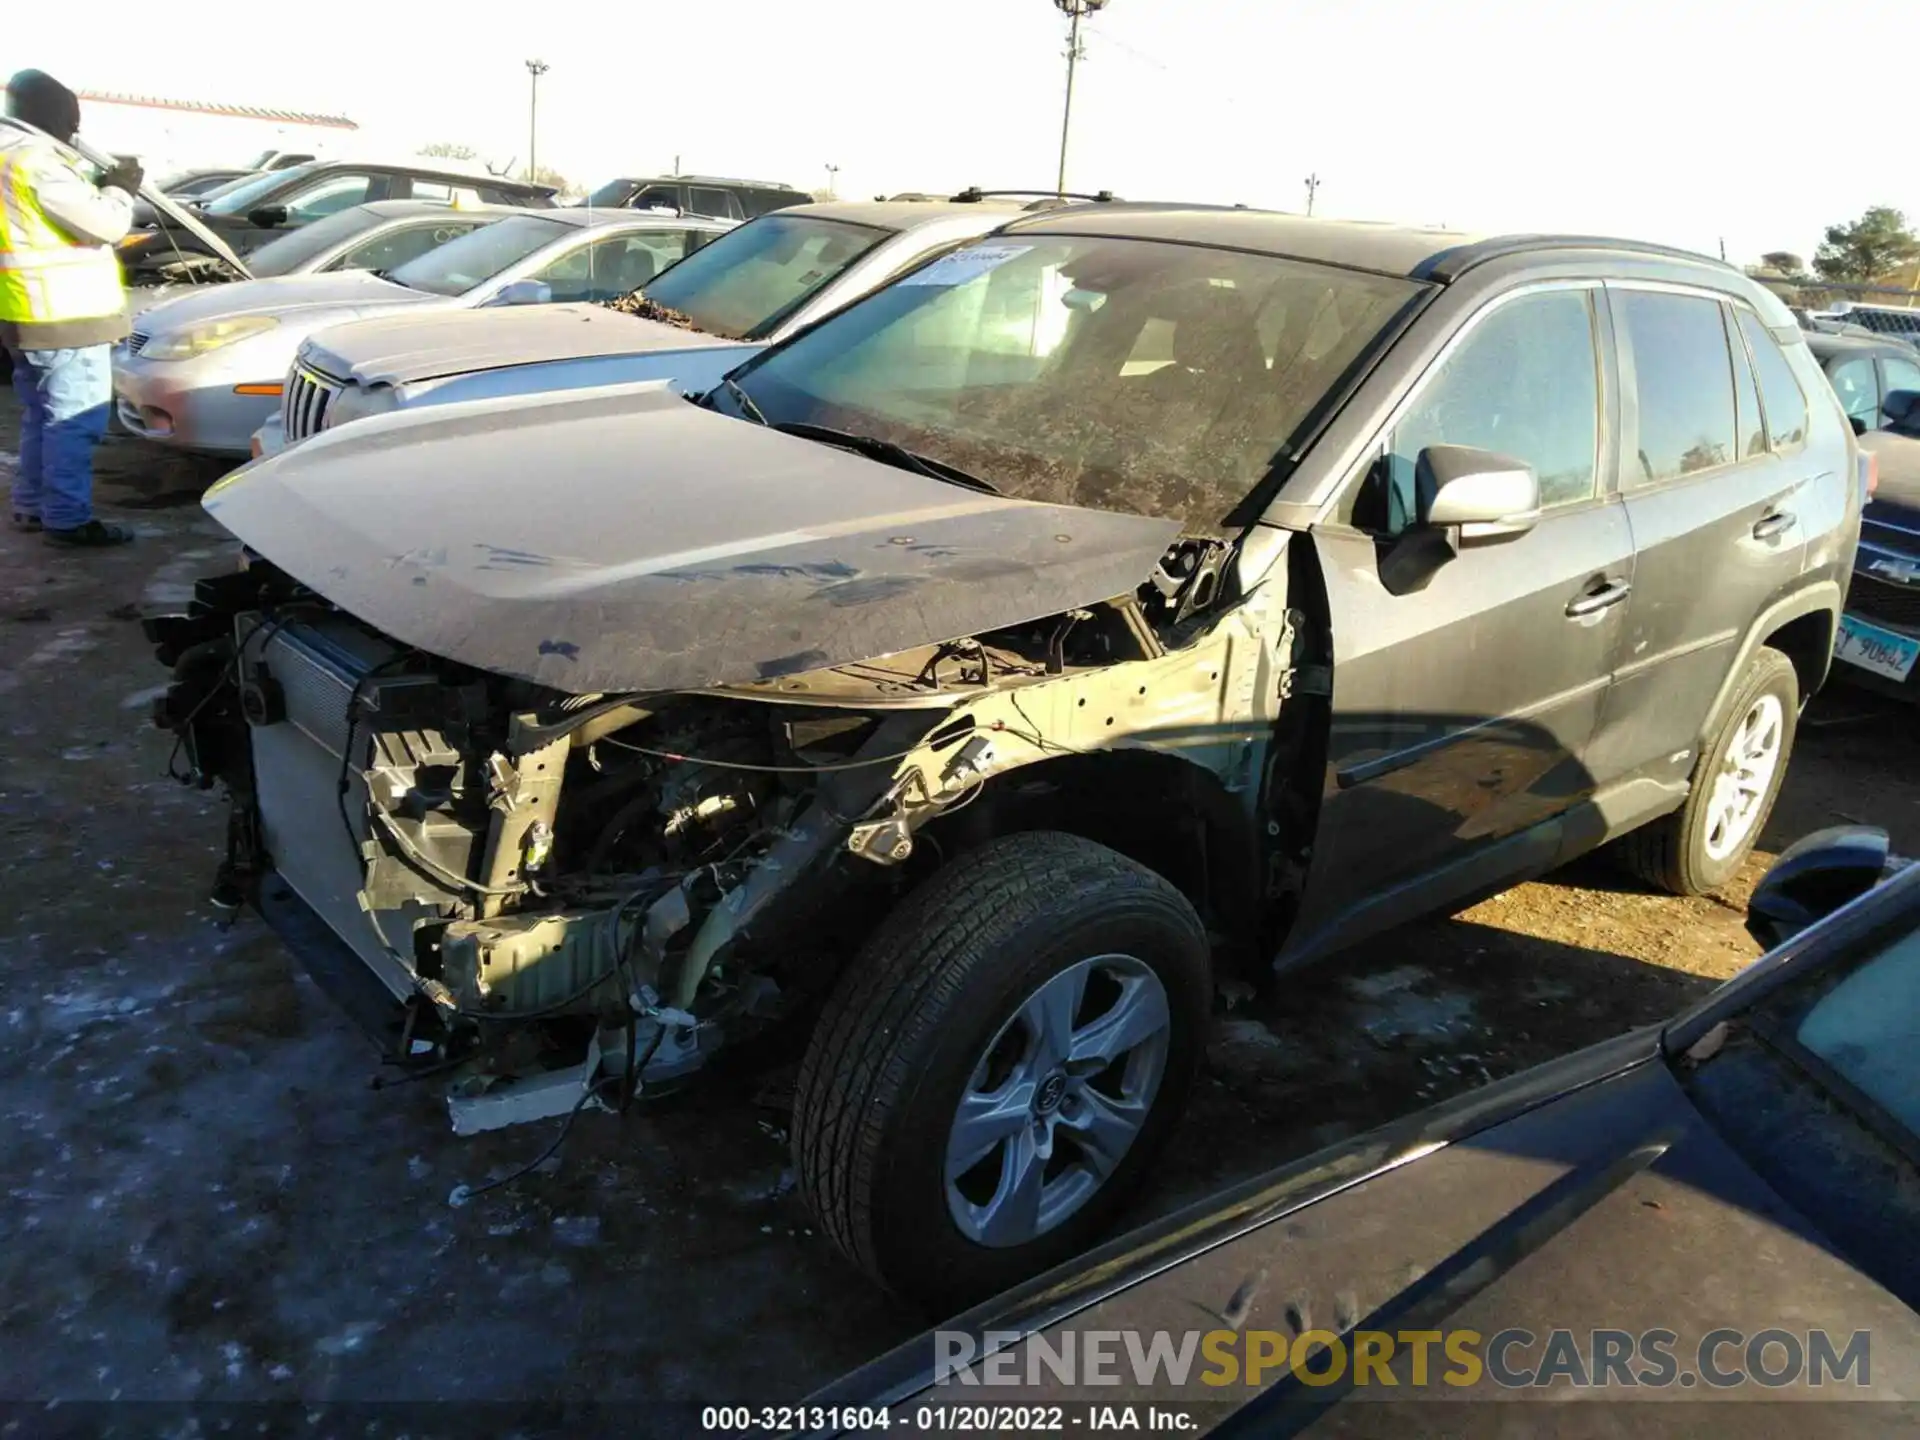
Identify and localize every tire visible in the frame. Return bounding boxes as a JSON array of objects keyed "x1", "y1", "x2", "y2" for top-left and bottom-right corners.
[
  {"x1": 1620, "y1": 645, "x2": 1798, "y2": 896},
  {"x1": 792, "y1": 831, "x2": 1211, "y2": 1311}
]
